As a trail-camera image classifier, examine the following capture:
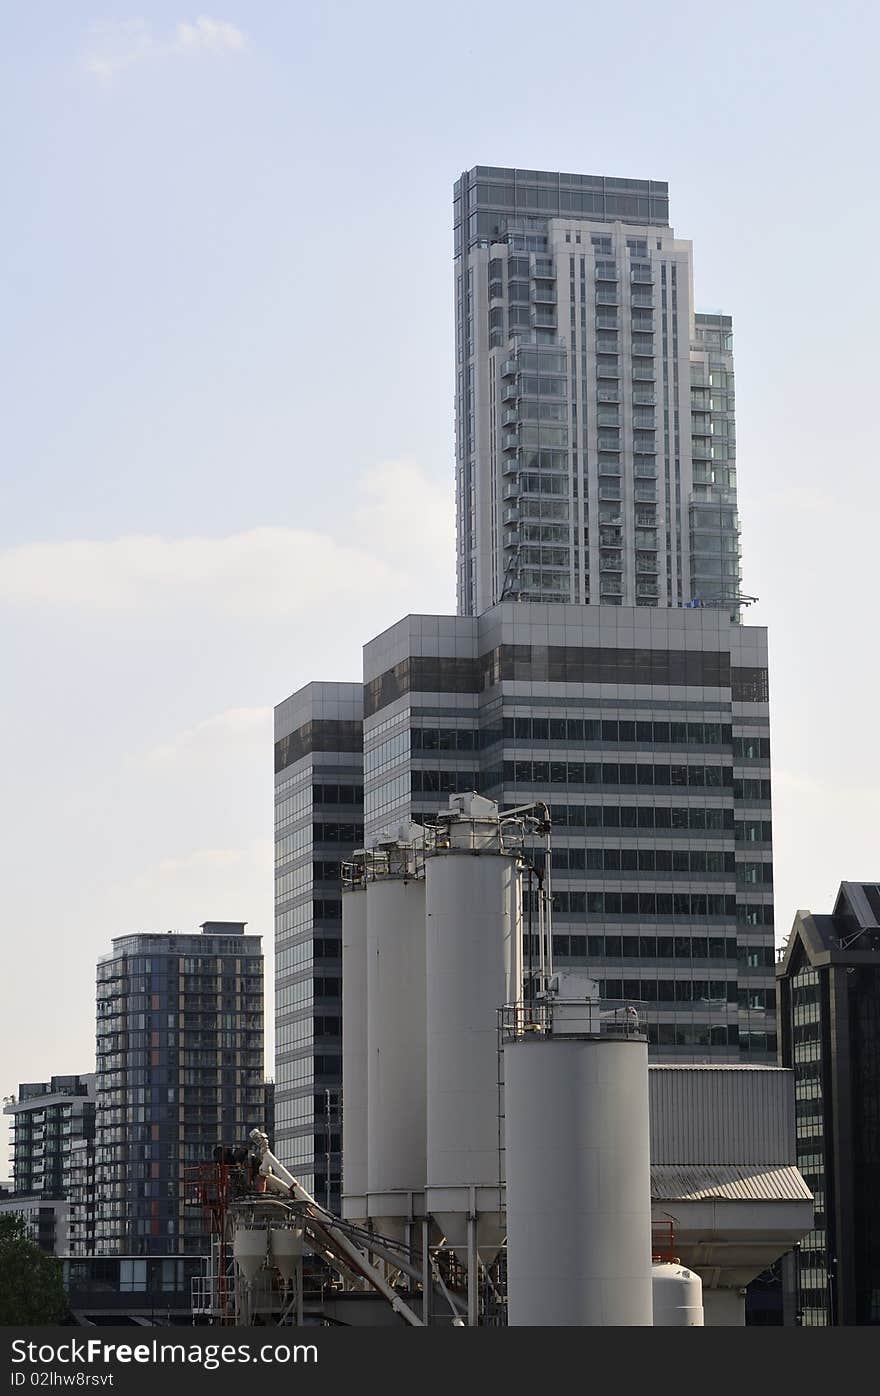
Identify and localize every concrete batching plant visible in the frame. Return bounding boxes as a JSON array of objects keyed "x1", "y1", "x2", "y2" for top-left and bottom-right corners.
[{"x1": 190, "y1": 793, "x2": 808, "y2": 1327}]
